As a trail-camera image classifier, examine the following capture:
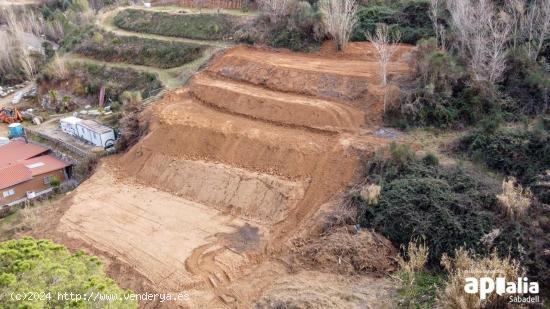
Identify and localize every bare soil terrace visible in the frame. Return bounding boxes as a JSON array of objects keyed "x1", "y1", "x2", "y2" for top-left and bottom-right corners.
[{"x1": 40, "y1": 42, "x2": 415, "y2": 308}]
